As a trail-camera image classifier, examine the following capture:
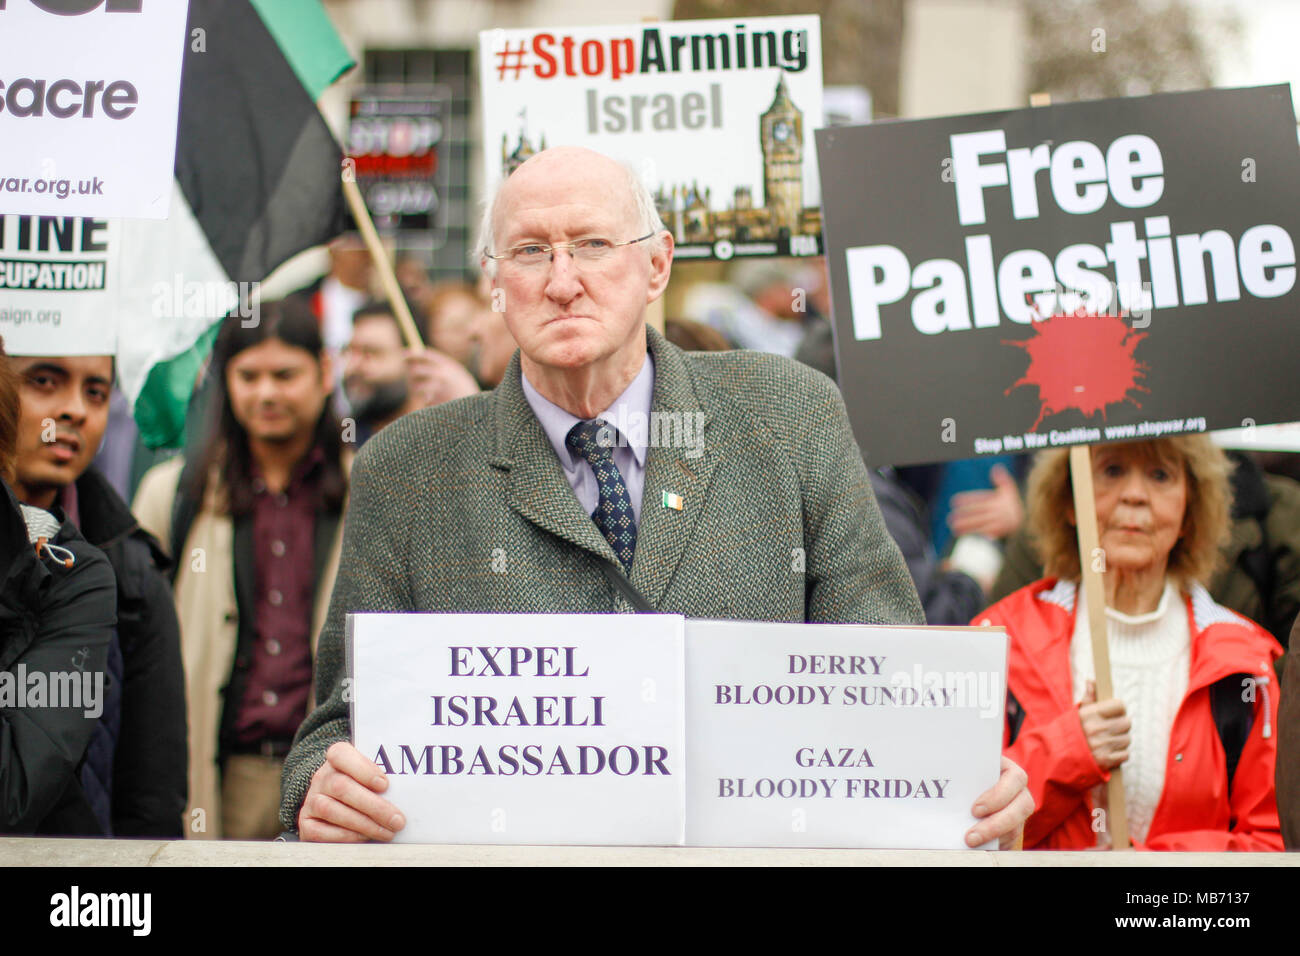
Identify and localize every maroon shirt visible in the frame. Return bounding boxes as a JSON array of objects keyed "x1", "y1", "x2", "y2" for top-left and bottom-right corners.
[
  {"x1": 57, "y1": 480, "x2": 81, "y2": 526},
  {"x1": 233, "y1": 449, "x2": 322, "y2": 745}
]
